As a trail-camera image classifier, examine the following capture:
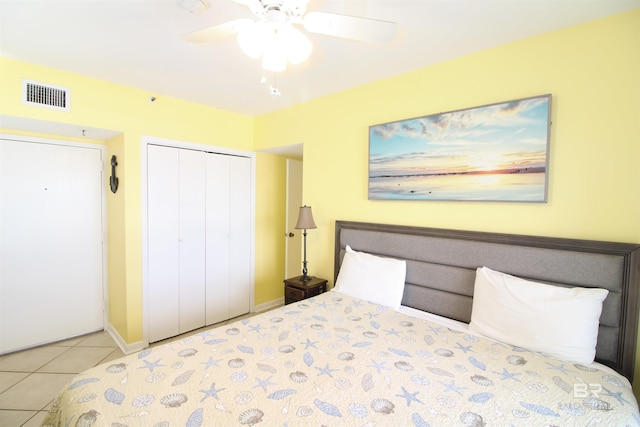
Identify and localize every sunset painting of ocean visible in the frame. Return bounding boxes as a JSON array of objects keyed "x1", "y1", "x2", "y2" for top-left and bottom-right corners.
[{"x1": 369, "y1": 94, "x2": 551, "y2": 202}]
